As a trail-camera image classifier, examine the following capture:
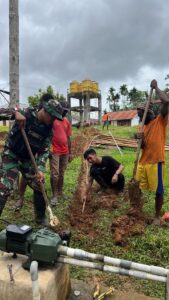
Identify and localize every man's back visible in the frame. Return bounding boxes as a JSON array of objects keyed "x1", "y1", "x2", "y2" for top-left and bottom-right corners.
[
  {"x1": 139, "y1": 114, "x2": 168, "y2": 165},
  {"x1": 52, "y1": 117, "x2": 71, "y2": 155}
]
